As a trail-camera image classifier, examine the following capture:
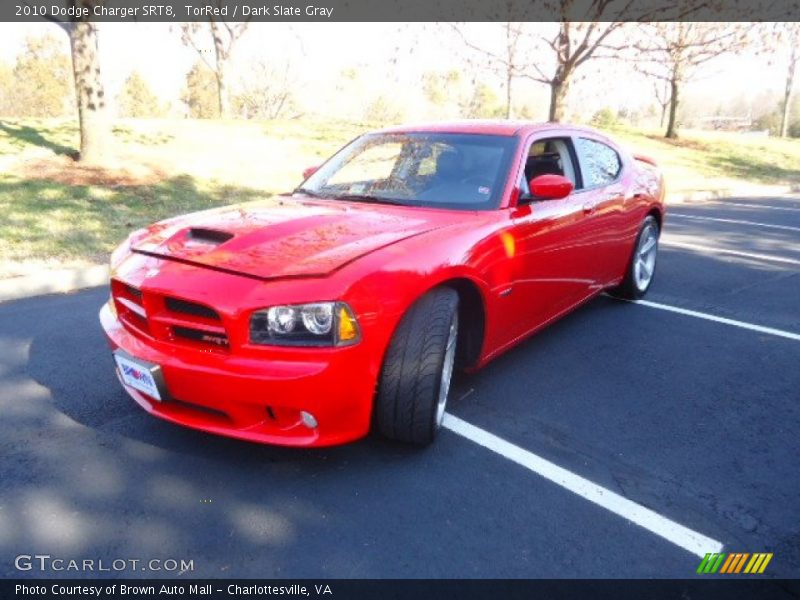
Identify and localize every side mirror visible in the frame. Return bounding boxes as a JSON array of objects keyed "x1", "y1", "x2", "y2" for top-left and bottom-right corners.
[
  {"x1": 302, "y1": 165, "x2": 319, "y2": 180},
  {"x1": 528, "y1": 174, "x2": 573, "y2": 200}
]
